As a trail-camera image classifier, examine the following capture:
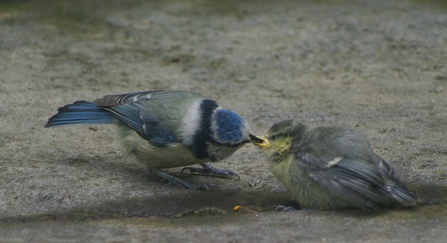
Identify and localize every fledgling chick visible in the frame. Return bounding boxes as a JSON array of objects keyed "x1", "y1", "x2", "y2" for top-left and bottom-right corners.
[
  {"x1": 254, "y1": 120, "x2": 418, "y2": 210},
  {"x1": 45, "y1": 90, "x2": 264, "y2": 190}
]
